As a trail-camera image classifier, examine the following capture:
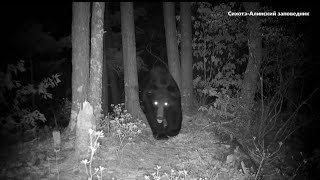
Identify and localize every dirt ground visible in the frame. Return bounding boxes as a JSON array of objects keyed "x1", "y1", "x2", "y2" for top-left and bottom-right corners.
[{"x1": 0, "y1": 115, "x2": 256, "y2": 180}]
